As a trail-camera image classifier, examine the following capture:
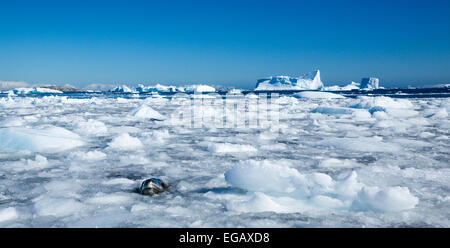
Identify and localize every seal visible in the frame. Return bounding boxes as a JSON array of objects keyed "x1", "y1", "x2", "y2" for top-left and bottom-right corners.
[{"x1": 139, "y1": 178, "x2": 168, "y2": 196}]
